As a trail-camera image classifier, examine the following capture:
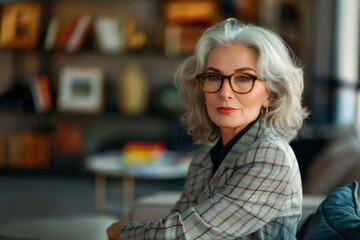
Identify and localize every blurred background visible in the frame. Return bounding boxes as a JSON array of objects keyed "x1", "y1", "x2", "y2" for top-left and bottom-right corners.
[{"x1": 0, "y1": 0, "x2": 359, "y2": 227}]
